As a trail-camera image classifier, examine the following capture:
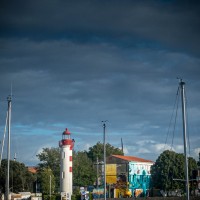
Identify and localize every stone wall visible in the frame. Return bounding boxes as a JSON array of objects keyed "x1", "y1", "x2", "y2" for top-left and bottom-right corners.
[{"x1": 96, "y1": 197, "x2": 199, "y2": 200}]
